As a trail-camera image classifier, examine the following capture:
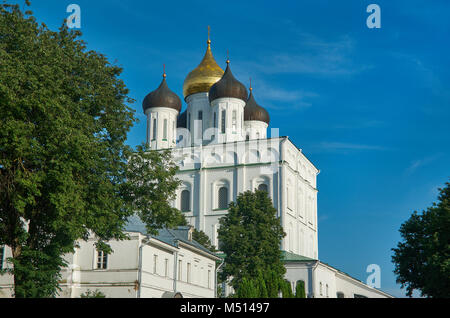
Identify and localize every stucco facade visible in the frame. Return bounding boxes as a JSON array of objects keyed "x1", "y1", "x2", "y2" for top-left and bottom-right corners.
[{"x1": 0, "y1": 226, "x2": 220, "y2": 298}]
